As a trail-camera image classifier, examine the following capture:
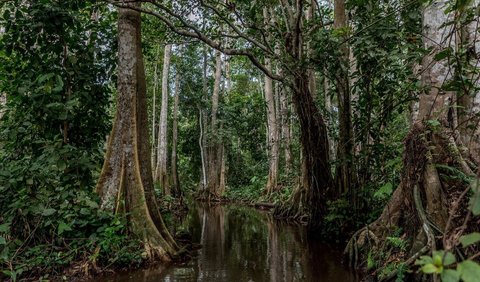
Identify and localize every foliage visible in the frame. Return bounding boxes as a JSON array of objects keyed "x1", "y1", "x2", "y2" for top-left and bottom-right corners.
[
  {"x1": 416, "y1": 179, "x2": 480, "y2": 282},
  {"x1": 0, "y1": 1, "x2": 144, "y2": 280}
]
